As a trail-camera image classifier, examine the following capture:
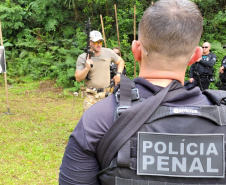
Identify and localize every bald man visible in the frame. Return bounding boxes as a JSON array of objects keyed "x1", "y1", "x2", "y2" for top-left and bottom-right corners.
[{"x1": 187, "y1": 42, "x2": 217, "y2": 90}]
